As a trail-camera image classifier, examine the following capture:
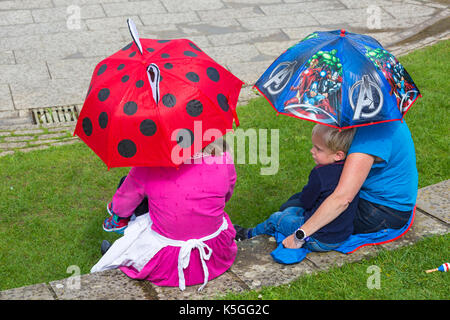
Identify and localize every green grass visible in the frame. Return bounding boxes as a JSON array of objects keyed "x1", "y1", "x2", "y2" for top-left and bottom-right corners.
[{"x1": 0, "y1": 40, "x2": 449, "y2": 297}]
